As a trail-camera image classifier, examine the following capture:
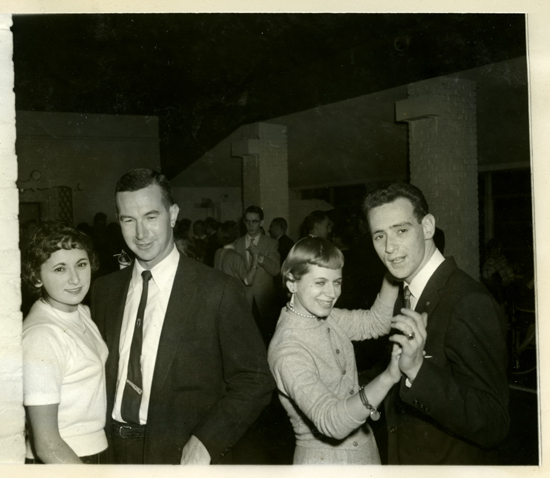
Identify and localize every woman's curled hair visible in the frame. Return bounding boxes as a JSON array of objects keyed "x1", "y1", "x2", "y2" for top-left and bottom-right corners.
[{"x1": 22, "y1": 221, "x2": 98, "y2": 298}]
